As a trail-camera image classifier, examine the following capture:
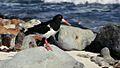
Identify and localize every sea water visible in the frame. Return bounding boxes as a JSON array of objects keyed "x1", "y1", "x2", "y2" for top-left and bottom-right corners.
[{"x1": 0, "y1": 0, "x2": 120, "y2": 32}]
